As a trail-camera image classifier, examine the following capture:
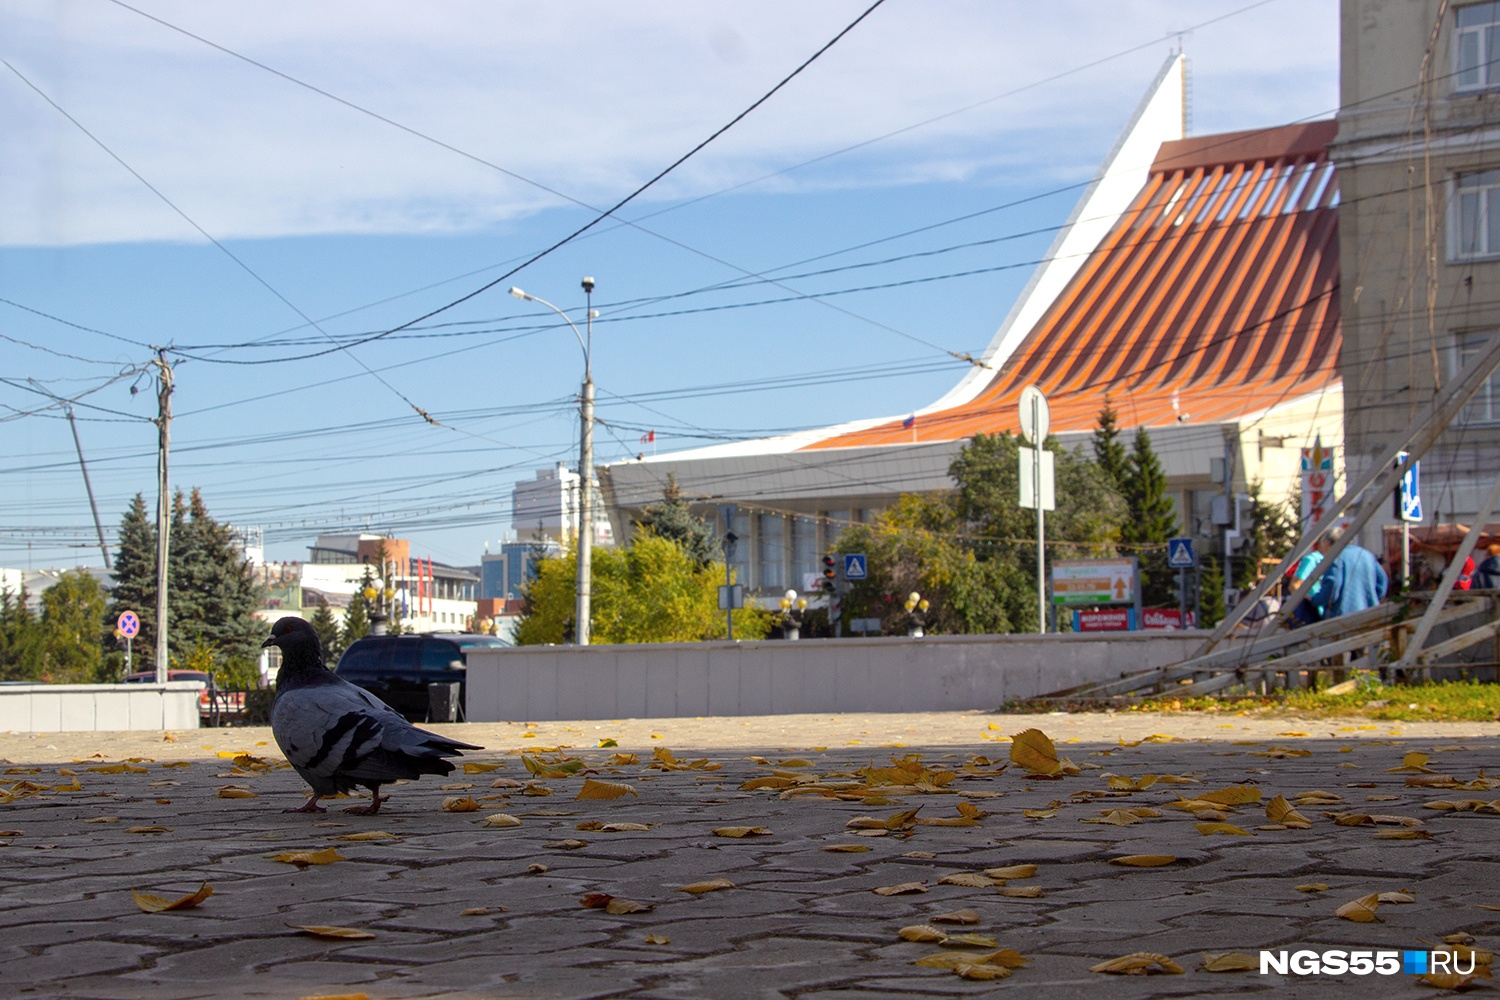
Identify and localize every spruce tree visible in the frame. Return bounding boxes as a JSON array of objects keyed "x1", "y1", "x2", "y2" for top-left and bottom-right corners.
[
  {"x1": 1120, "y1": 428, "x2": 1180, "y2": 607},
  {"x1": 107, "y1": 493, "x2": 159, "y2": 669},
  {"x1": 634, "y1": 475, "x2": 716, "y2": 567},
  {"x1": 1092, "y1": 401, "x2": 1130, "y2": 494},
  {"x1": 0, "y1": 585, "x2": 43, "y2": 681},
  {"x1": 342, "y1": 566, "x2": 374, "y2": 647},
  {"x1": 169, "y1": 489, "x2": 265, "y2": 683},
  {"x1": 309, "y1": 597, "x2": 342, "y2": 662}
]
